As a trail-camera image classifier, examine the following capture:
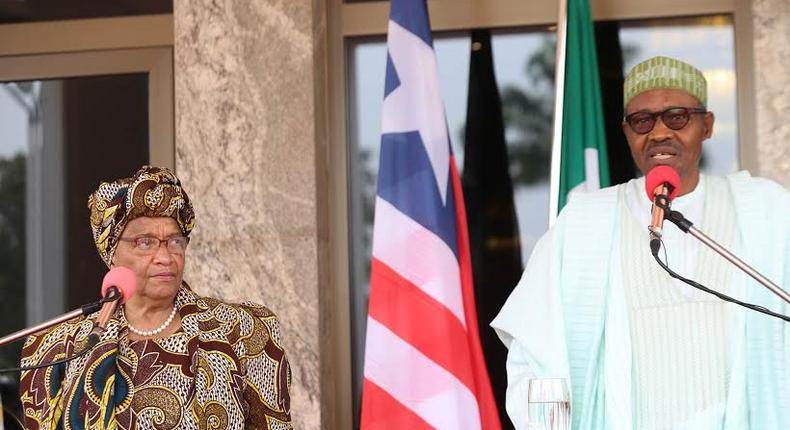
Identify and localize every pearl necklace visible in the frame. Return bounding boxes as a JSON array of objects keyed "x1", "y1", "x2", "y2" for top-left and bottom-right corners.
[{"x1": 122, "y1": 305, "x2": 178, "y2": 337}]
